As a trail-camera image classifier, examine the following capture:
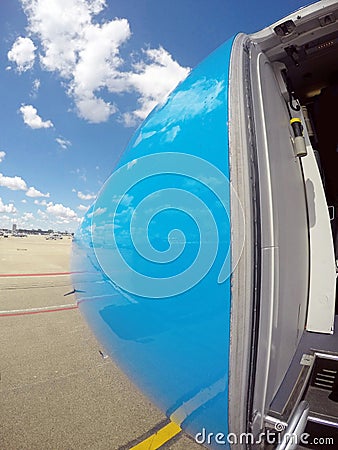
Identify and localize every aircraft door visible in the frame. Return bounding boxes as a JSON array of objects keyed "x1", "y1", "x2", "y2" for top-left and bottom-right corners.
[{"x1": 249, "y1": 46, "x2": 310, "y2": 430}]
